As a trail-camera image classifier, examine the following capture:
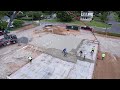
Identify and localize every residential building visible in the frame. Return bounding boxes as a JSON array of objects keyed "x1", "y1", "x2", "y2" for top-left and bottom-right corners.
[{"x1": 80, "y1": 11, "x2": 94, "y2": 21}]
